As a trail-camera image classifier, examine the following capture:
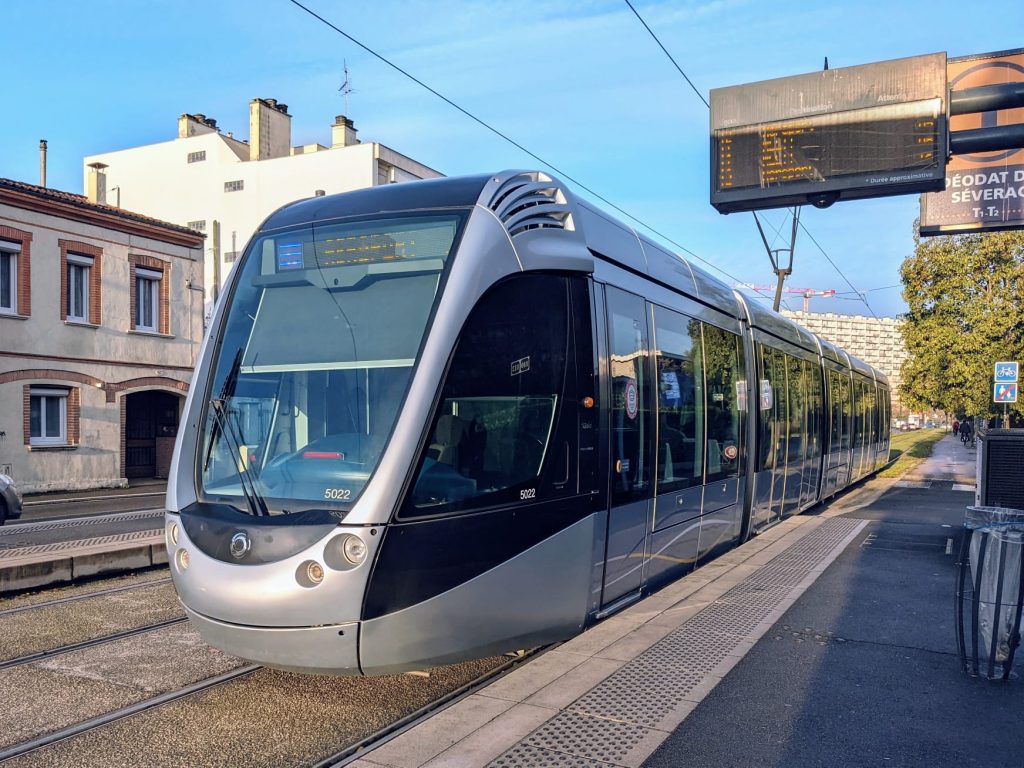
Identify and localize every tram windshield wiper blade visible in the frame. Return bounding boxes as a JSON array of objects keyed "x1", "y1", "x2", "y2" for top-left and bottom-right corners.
[
  {"x1": 209, "y1": 398, "x2": 269, "y2": 517},
  {"x1": 204, "y1": 348, "x2": 269, "y2": 517}
]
